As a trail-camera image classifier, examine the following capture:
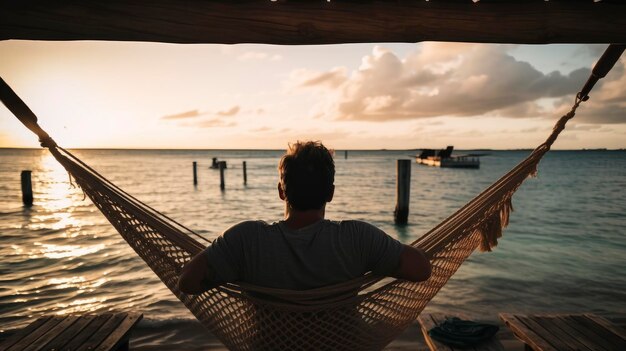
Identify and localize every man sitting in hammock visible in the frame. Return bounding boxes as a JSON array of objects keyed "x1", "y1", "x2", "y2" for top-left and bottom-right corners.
[{"x1": 178, "y1": 141, "x2": 431, "y2": 294}]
